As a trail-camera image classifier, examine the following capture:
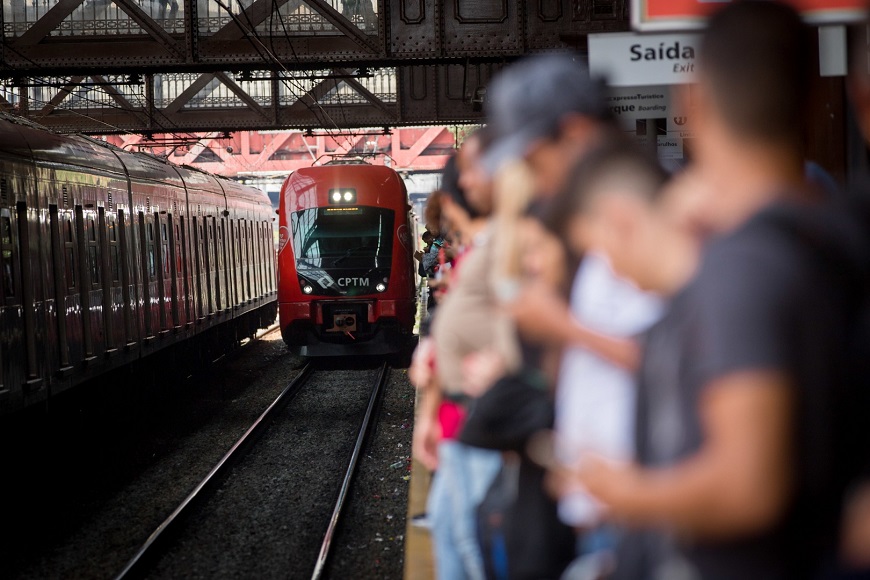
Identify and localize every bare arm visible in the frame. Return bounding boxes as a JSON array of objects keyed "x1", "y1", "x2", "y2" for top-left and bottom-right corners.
[{"x1": 580, "y1": 370, "x2": 794, "y2": 538}]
